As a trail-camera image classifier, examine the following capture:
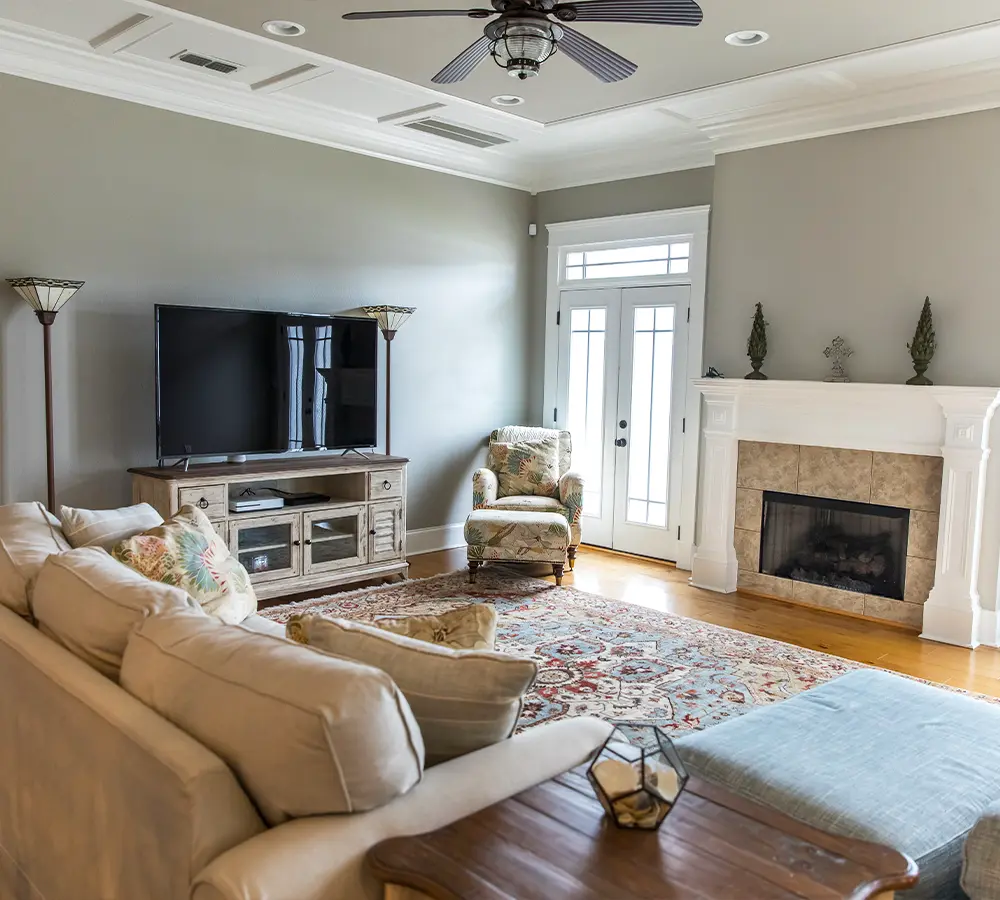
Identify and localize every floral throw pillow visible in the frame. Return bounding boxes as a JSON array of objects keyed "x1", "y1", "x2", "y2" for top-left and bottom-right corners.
[
  {"x1": 487, "y1": 436, "x2": 560, "y2": 498},
  {"x1": 111, "y1": 505, "x2": 257, "y2": 624}
]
